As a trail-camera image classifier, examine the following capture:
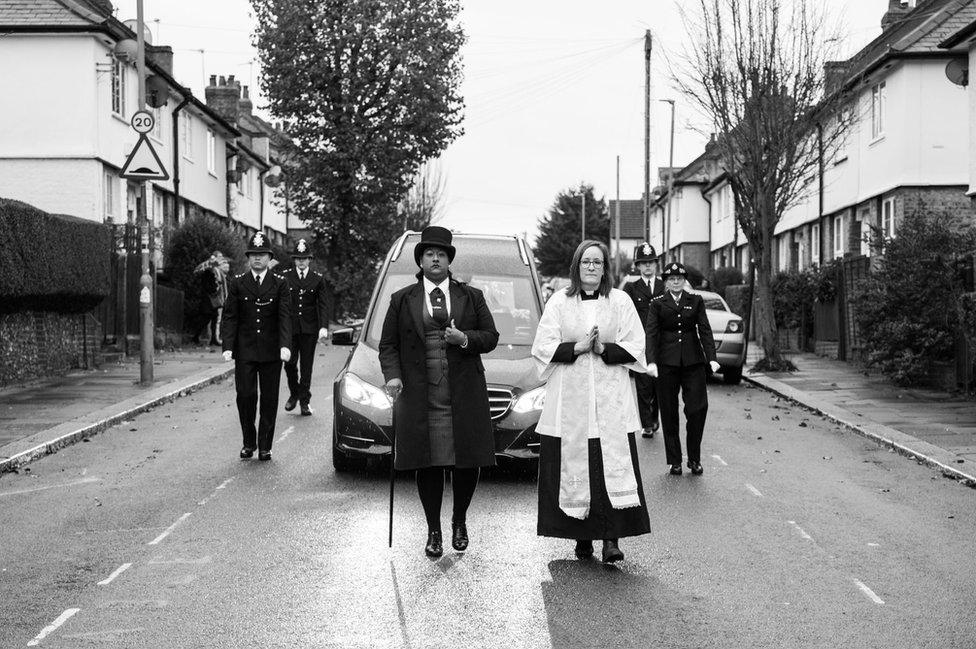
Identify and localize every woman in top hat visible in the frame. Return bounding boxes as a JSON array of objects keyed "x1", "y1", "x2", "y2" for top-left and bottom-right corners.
[
  {"x1": 531, "y1": 240, "x2": 650, "y2": 563},
  {"x1": 378, "y1": 226, "x2": 499, "y2": 557},
  {"x1": 645, "y1": 262, "x2": 720, "y2": 476},
  {"x1": 622, "y1": 242, "x2": 664, "y2": 438}
]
